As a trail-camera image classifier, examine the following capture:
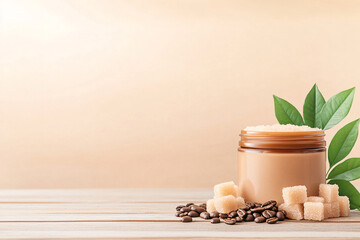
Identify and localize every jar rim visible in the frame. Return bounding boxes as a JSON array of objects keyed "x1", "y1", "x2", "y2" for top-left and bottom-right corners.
[{"x1": 239, "y1": 129, "x2": 326, "y2": 150}]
